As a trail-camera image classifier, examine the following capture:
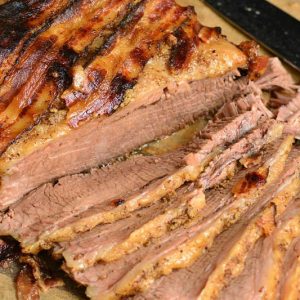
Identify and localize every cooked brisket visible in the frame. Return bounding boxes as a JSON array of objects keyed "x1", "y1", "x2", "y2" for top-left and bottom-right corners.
[
  {"x1": 0, "y1": 149, "x2": 187, "y2": 244},
  {"x1": 277, "y1": 91, "x2": 300, "y2": 139},
  {"x1": 0, "y1": 72, "x2": 250, "y2": 209},
  {"x1": 279, "y1": 236, "x2": 300, "y2": 299},
  {"x1": 0, "y1": 0, "x2": 250, "y2": 209},
  {"x1": 255, "y1": 57, "x2": 296, "y2": 92},
  {"x1": 63, "y1": 116, "x2": 278, "y2": 268},
  {"x1": 219, "y1": 198, "x2": 300, "y2": 300},
  {"x1": 134, "y1": 149, "x2": 300, "y2": 300},
  {"x1": 57, "y1": 134, "x2": 290, "y2": 296},
  {"x1": 0, "y1": 0, "x2": 72, "y2": 85},
  {"x1": 83, "y1": 136, "x2": 294, "y2": 299},
  {"x1": 61, "y1": 187, "x2": 205, "y2": 271},
  {"x1": 133, "y1": 219, "x2": 255, "y2": 300},
  {"x1": 1, "y1": 1, "x2": 300, "y2": 299},
  {"x1": 1, "y1": 106, "x2": 270, "y2": 254},
  {"x1": 60, "y1": 124, "x2": 283, "y2": 272},
  {"x1": 252, "y1": 200, "x2": 300, "y2": 299},
  {"x1": 256, "y1": 57, "x2": 300, "y2": 139}
]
